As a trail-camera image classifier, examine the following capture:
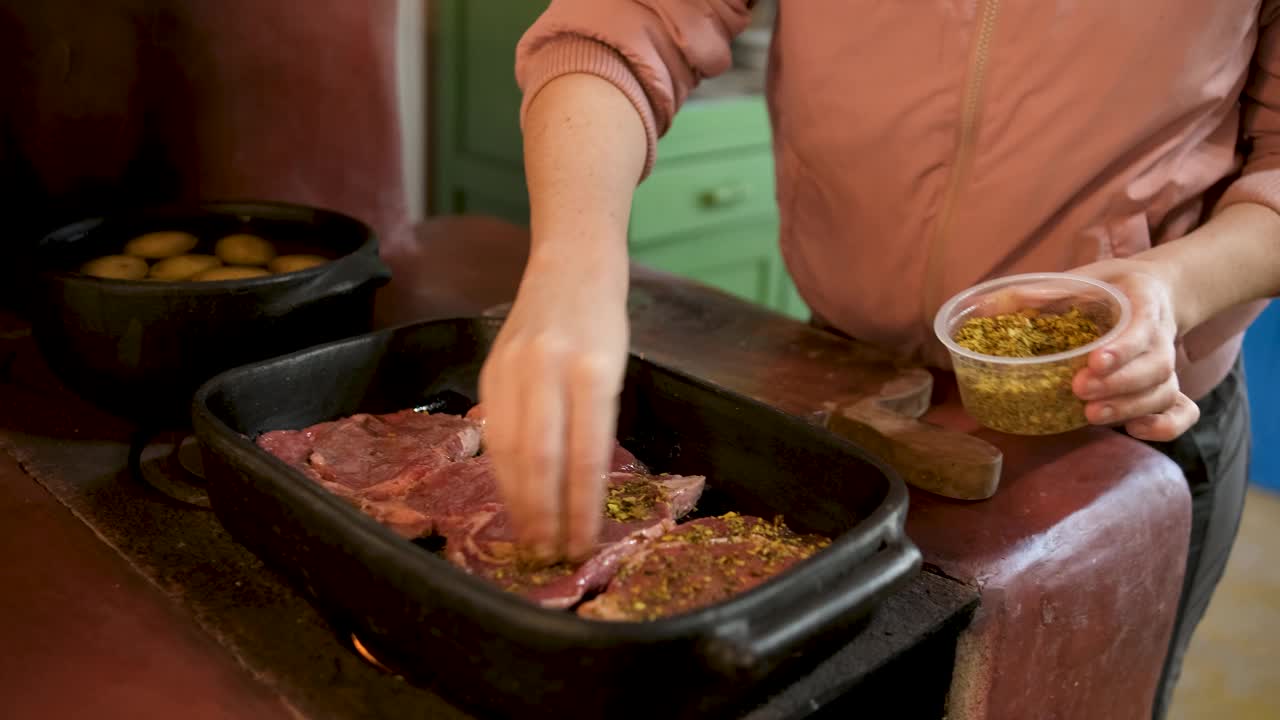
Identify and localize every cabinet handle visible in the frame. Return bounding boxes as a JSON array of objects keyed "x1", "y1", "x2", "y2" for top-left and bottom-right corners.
[{"x1": 698, "y1": 184, "x2": 747, "y2": 209}]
